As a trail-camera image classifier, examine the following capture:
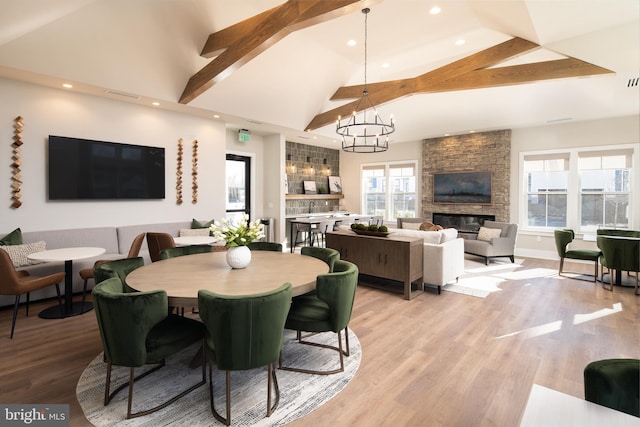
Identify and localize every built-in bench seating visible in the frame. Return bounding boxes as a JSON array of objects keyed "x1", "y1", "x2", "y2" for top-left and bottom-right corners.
[{"x1": 1, "y1": 221, "x2": 191, "y2": 307}]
